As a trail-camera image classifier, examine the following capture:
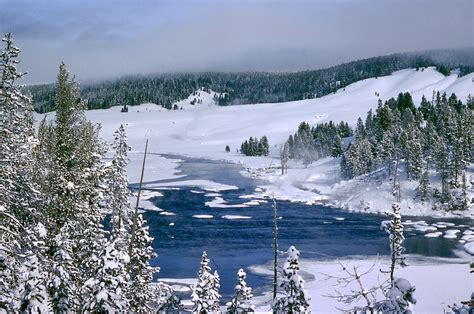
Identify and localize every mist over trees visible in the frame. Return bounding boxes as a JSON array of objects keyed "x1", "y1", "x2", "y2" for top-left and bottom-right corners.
[
  {"x1": 286, "y1": 121, "x2": 353, "y2": 164},
  {"x1": 27, "y1": 48, "x2": 474, "y2": 113}
]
